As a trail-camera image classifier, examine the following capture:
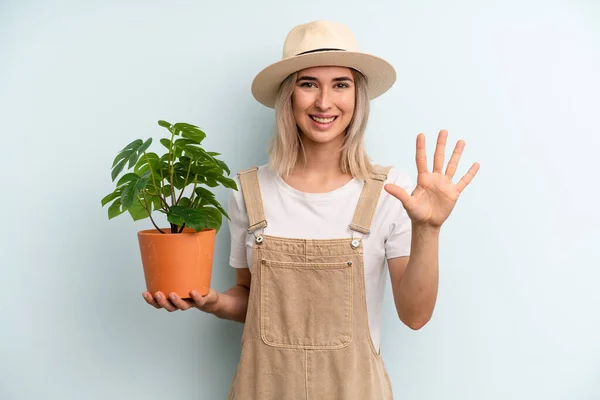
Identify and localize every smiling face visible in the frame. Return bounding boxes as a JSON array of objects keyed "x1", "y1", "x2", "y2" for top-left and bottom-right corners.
[{"x1": 292, "y1": 66, "x2": 356, "y2": 146}]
